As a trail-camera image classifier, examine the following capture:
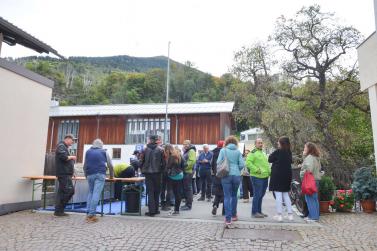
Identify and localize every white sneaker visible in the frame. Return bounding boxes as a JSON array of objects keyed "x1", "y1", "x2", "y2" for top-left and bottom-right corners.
[
  {"x1": 288, "y1": 214, "x2": 294, "y2": 221},
  {"x1": 273, "y1": 215, "x2": 283, "y2": 222}
]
